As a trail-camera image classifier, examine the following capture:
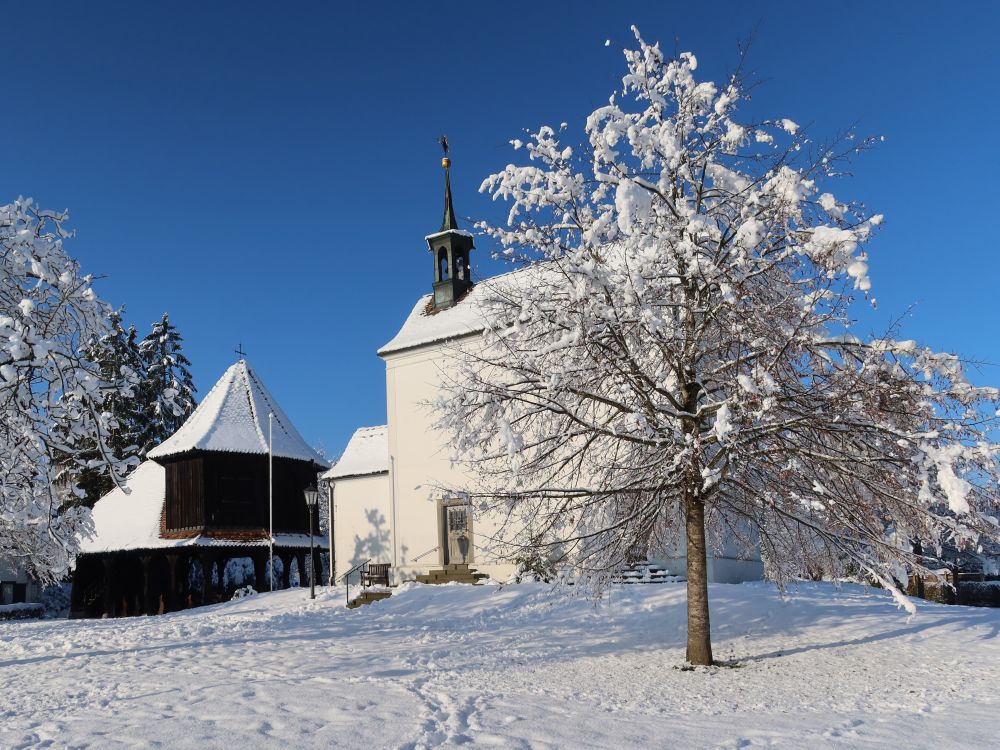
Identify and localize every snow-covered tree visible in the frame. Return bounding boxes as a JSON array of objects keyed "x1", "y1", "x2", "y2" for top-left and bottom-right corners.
[
  {"x1": 73, "y1": 310, "x2": 144, "y2": 505},
  {"x1": 435, "y1": 29, "x2": 1000, "y2": 665},
  {"x1": 138, "y1": 313, "x2": 196, "y2": 453},
  {"x1": 0, "y1": 198, "x2": 135, "y2": 581}
]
